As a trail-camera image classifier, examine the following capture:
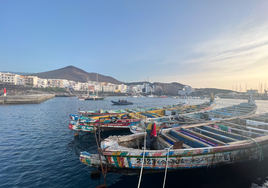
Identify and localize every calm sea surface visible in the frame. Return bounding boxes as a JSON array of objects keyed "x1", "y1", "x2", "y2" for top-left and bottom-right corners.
[{"x1": 0, "y1": 97, "x2": 268, "y2": 188}]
